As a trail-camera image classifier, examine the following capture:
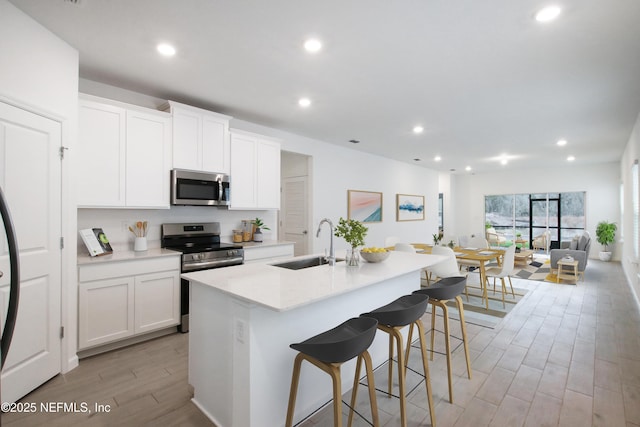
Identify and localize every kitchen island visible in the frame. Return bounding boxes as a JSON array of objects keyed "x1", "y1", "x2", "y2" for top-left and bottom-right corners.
[{"x1": 183, "y1": 251, "x2": 444, "y2": 427}]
